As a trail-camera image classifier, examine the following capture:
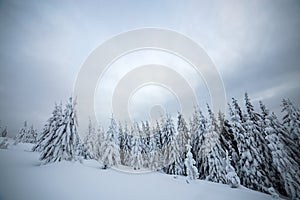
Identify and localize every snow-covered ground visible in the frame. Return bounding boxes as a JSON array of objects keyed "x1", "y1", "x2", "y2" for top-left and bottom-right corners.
[{"x1": 0, "y1": 138, "x2": 275, "y2": 200}]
